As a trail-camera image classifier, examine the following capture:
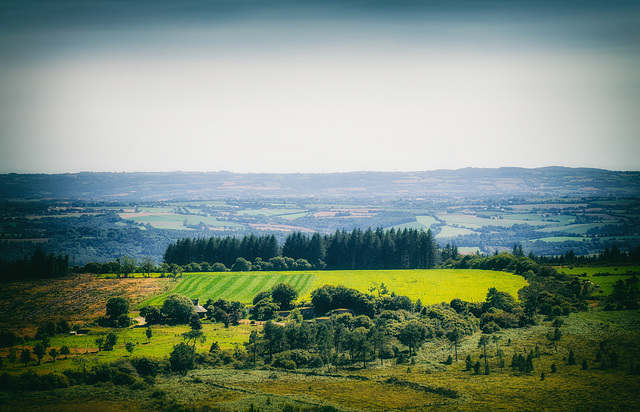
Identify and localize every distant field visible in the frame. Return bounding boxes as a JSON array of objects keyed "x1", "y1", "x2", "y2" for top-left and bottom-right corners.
[
  {"x1": 536, "y1": 223, "x2": 618, "y2": 234},
  {"x1": 557, "y1": 266, "x2": 640, "y2": 277},
  {"x1": 557, "y1": 266, "x2": 640, "y2": 296},
  {"x1": 139, "y1": 269, "x2": 528, "y2": 308},
  {"x1": 436, "y1": 226, "x2": 477, "y2": 238},
  {"x1": 436, "y1": 213, "x2": 559, "y2": 229},
  {"x1": 392, "y1": 215, "x2": 438, "y2": 231},
  {"x1": 122, "y1": 212, "x2": 243, "y2": 230},
  {"x1": 538, "y1": 236, "x2": 586, "y2": 243}
]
